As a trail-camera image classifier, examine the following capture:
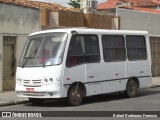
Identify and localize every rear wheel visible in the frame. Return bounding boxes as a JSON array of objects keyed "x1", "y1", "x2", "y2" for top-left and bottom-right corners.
[
  {"x1": 67, "y1": 86, "x2": 83, "y2": 106},
  {"x1": 125, "y1": 79, "x2": 138, "y2": 98},
  {"x1": 28, "y1": 98, "x2": 44, "y2": 105}
]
